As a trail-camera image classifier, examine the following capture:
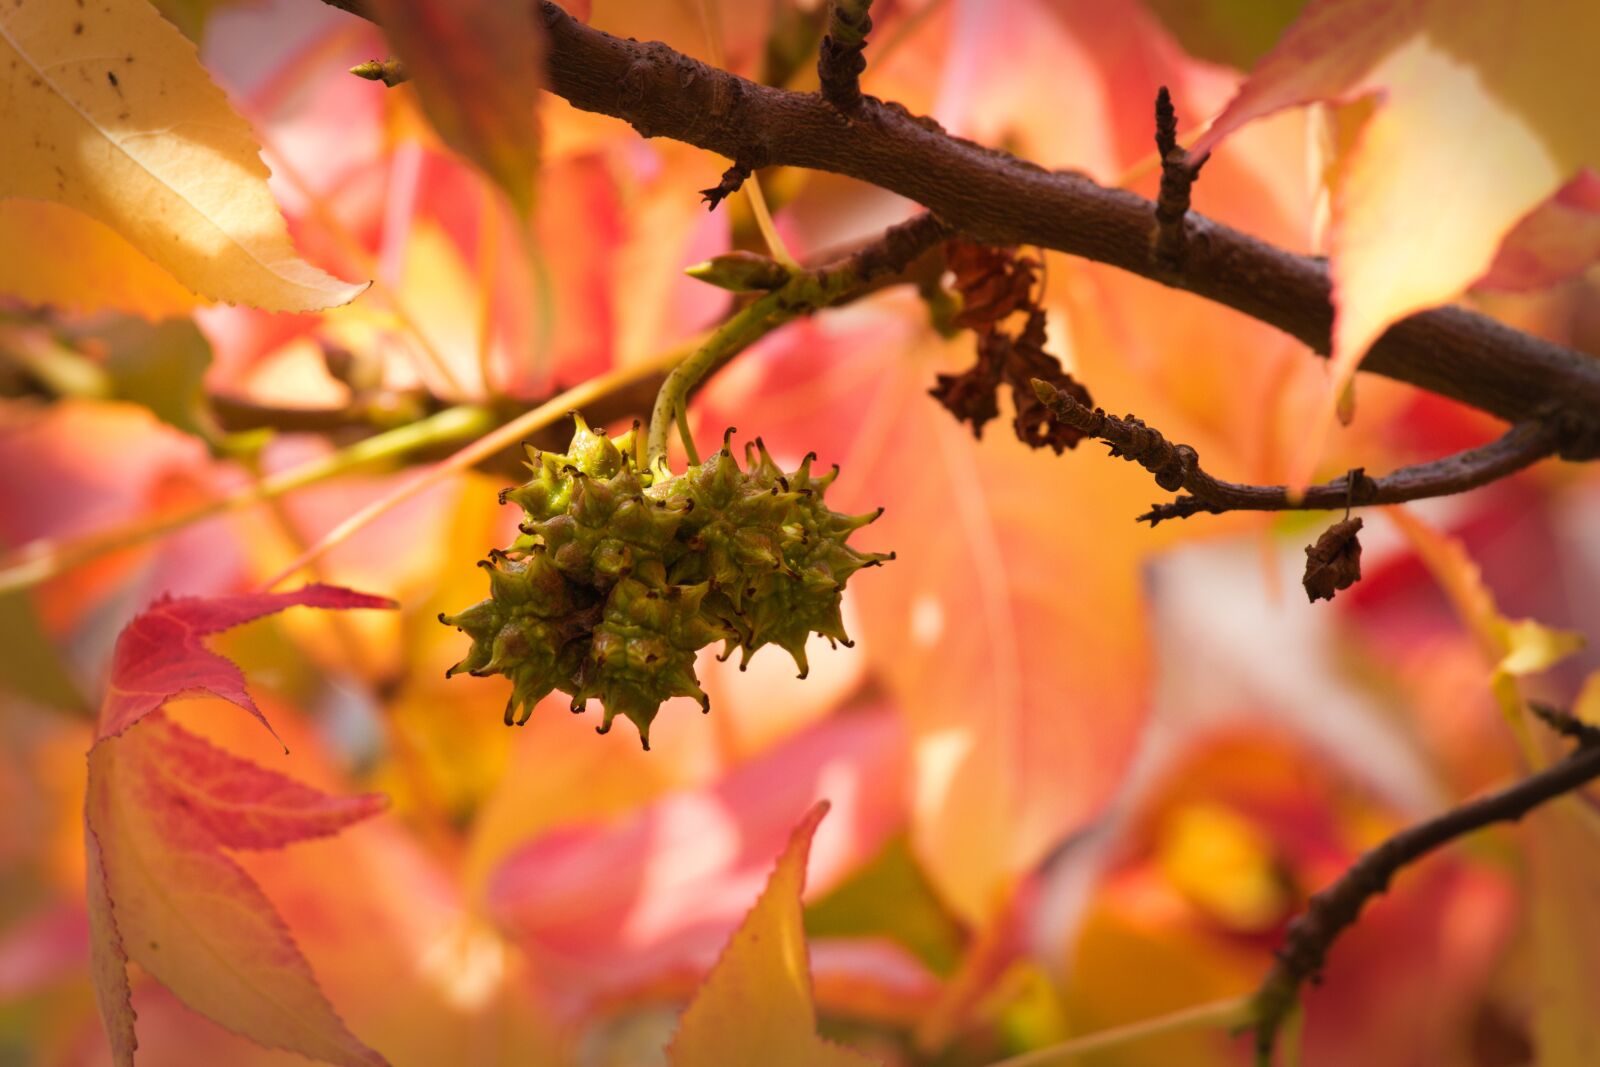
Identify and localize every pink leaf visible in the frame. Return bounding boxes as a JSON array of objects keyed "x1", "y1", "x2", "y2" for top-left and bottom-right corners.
[
  {"x1": 367, "y1": 0, "x2": 544, "y2": 217},
  {"x1": 86, "y1": 586, "x2": 394, "y2": 1066},
  {"x1": 486, "y1": 710, "x2": 906, "y2": 996},
  {"x1": 99, "y1": 584, "x2": 395, "y2": 745}
]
